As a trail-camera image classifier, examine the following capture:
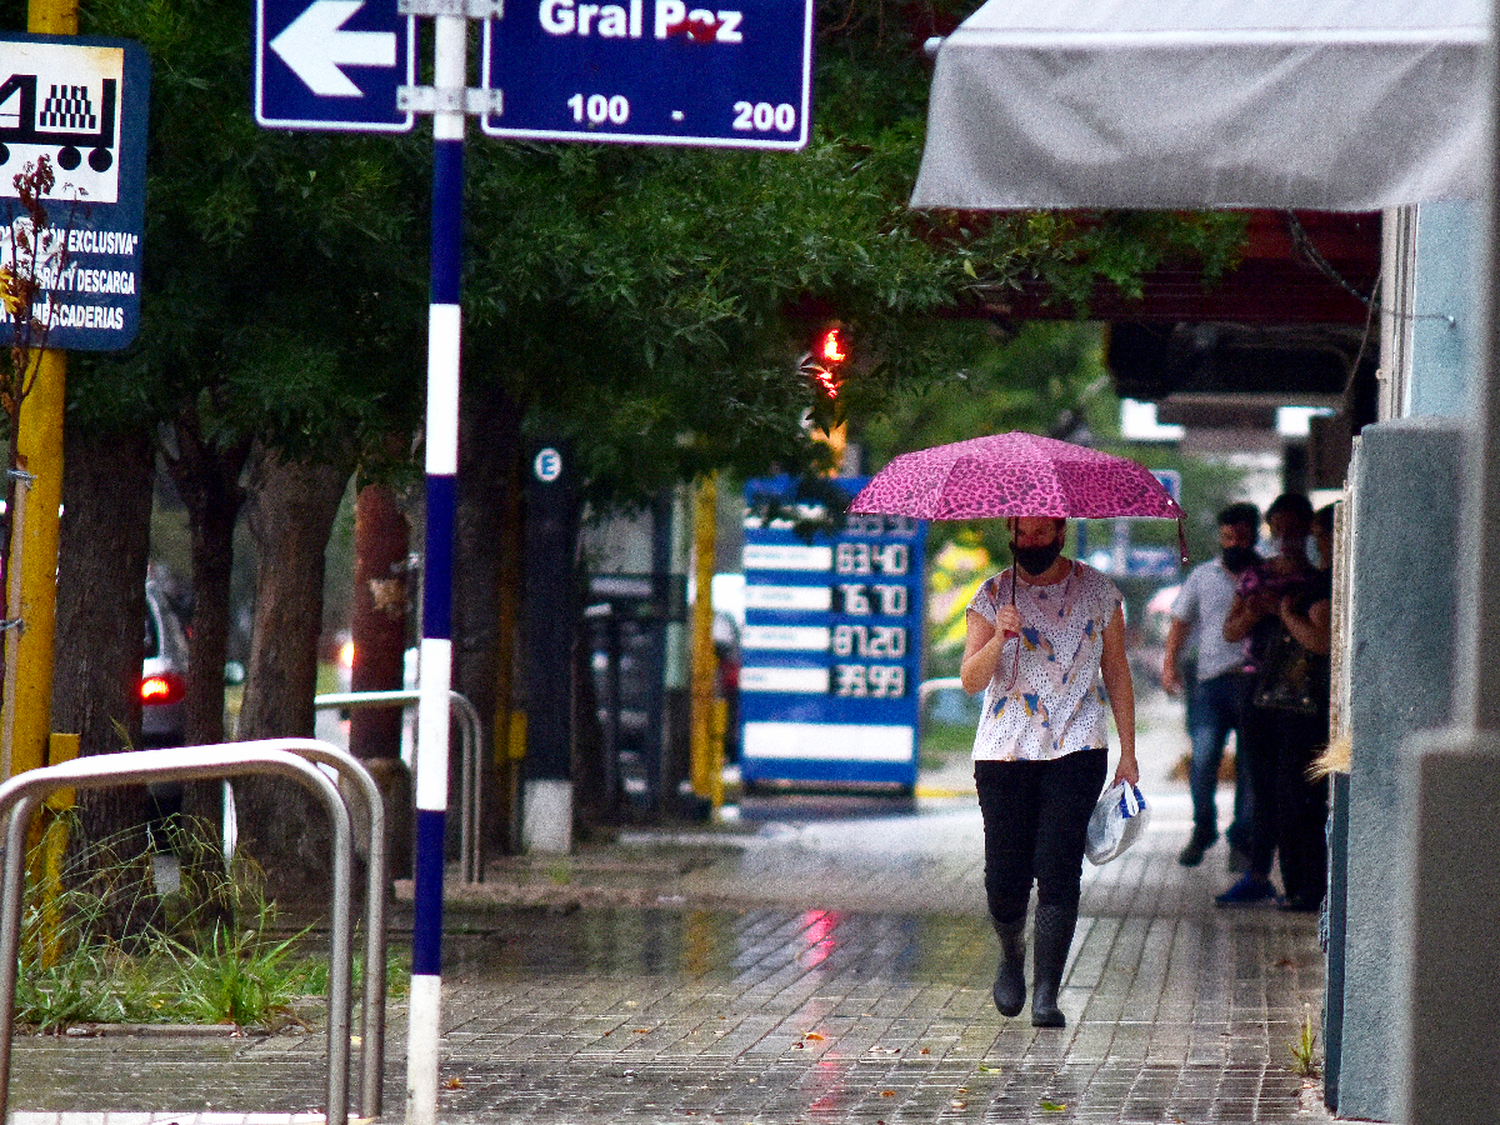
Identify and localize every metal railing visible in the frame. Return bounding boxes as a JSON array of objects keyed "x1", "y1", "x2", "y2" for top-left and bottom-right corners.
[
  {"x1": 0, "y1": 739, "x2": 387, "y2": 1123},
  {"x1": 282, "y1": 739, "x2": 390, "y2": 1118},
  {"x1": 315, "y1": 688, "x2": 487, "y2": 882}
]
